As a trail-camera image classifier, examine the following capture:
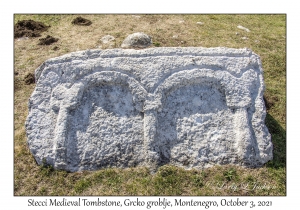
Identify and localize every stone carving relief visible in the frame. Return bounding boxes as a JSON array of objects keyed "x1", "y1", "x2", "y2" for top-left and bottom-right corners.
[{"x1": 26, "y1": 47, "x2": 272, "y2": 172}]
